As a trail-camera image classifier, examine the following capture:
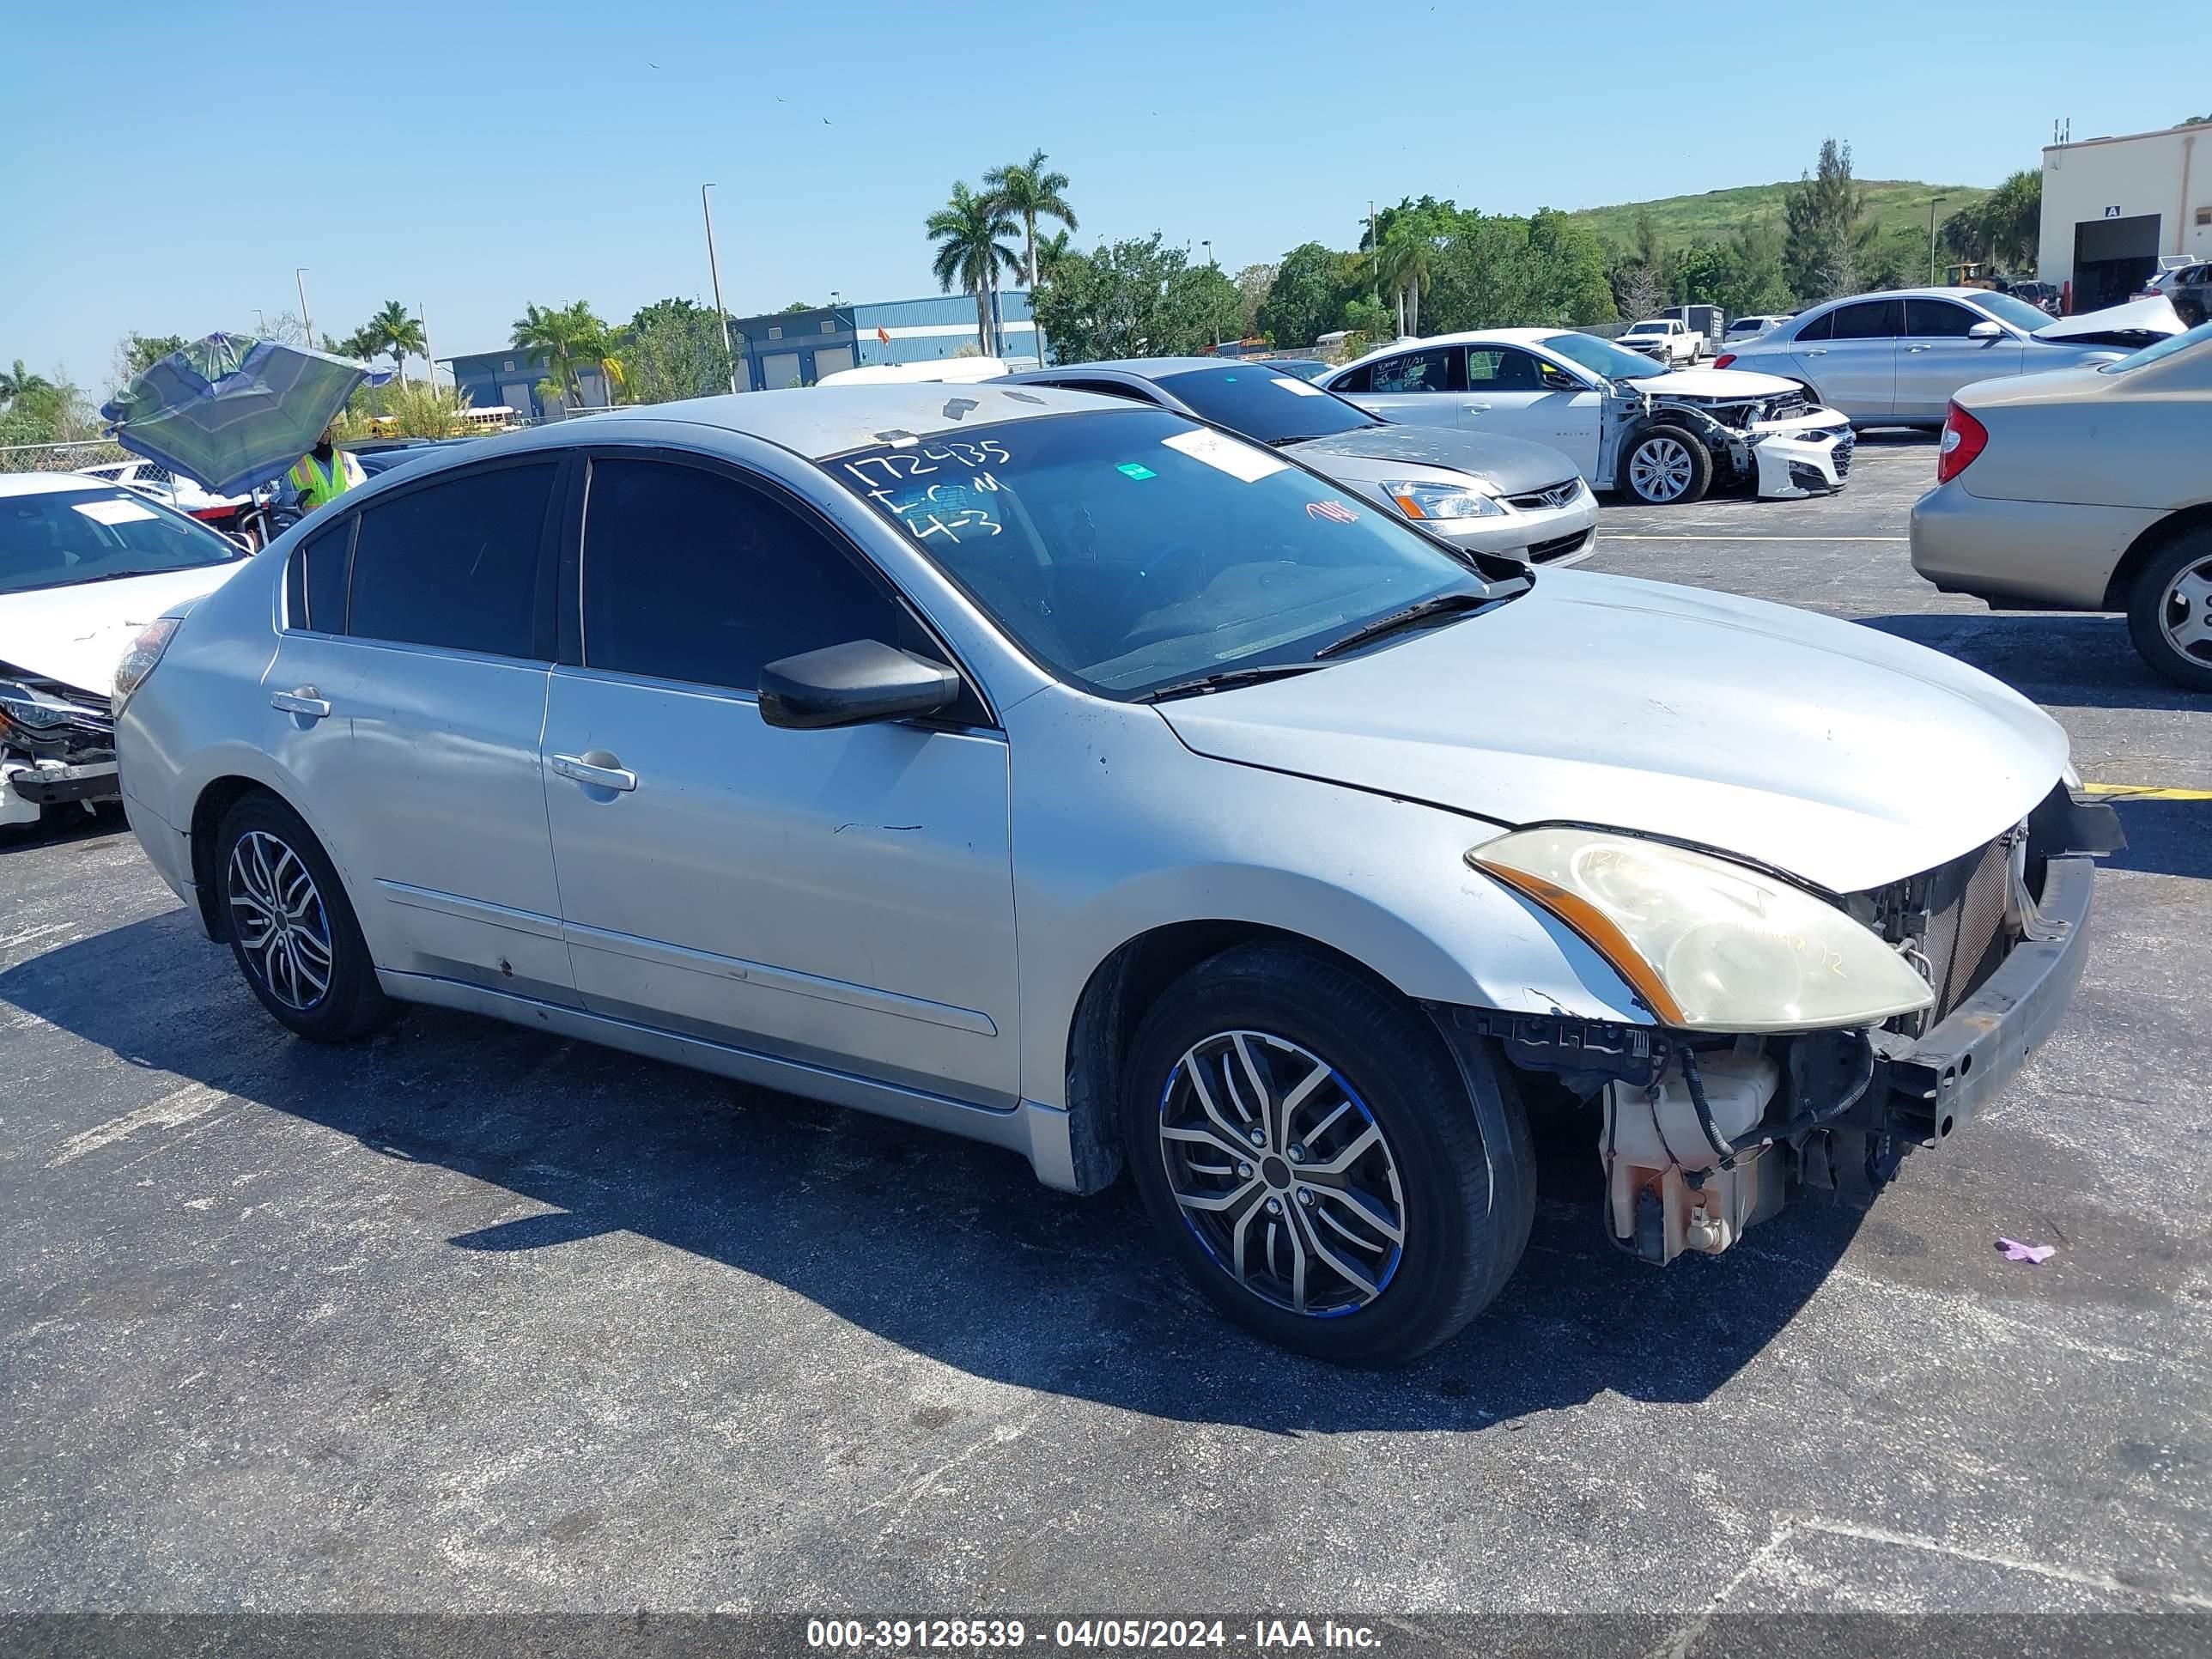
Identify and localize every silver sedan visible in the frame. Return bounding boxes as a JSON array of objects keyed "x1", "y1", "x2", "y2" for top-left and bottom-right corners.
[
  {"x1": 113, "y1": 385, "x2": 2109, "y2": 1364},
  {"x1": 998, "y1": 358, "x2": 1598, "y2": 566},
  {"x1": 1717, "y1": 287, "x2": 2129, "y2": 428}
]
